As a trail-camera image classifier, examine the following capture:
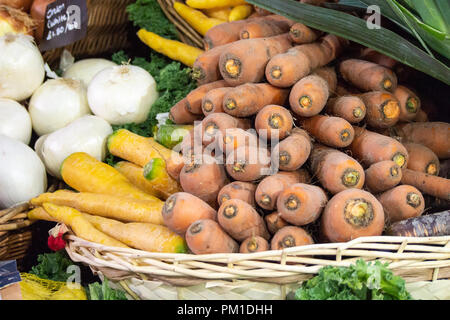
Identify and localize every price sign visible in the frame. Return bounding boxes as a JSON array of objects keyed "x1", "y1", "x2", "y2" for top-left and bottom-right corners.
[{"x1": 39, "y1": 0, "x2": 88, "y2": 51}]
